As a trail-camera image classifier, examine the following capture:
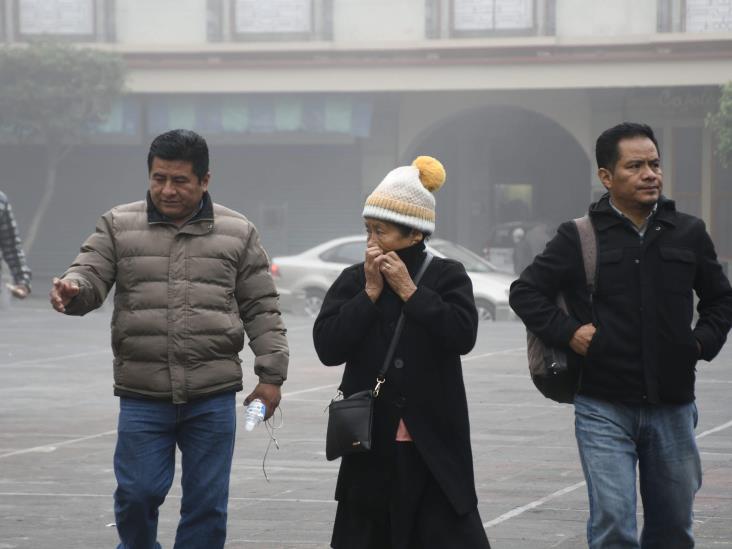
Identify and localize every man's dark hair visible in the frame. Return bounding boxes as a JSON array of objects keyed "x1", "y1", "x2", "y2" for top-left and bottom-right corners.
[
  {"x1": 595, "y1": 122, "x2": 660, "y2": 172},
  {"x1": 147, "y1": 129, "x2": 209, "y2": 181}
]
